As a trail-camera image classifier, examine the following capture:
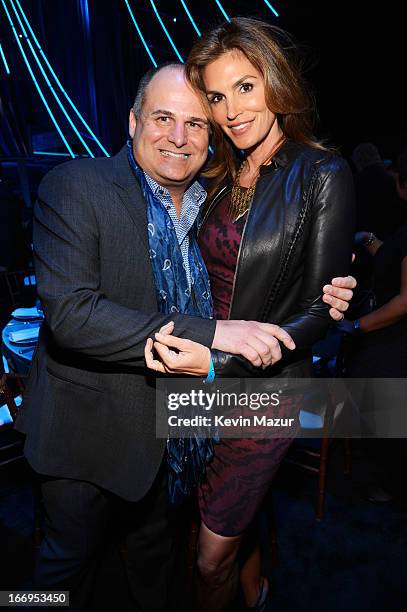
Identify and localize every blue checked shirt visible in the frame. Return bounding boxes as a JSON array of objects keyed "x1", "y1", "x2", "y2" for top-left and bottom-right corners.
[{"x1": 143, "y1": 172, "x2": 207, "y2": 287}]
